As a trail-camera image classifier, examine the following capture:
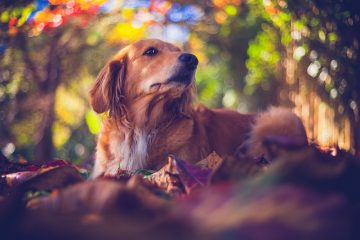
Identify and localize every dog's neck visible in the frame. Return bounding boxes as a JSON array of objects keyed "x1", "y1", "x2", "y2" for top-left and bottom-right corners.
[
  {"x1": 108, "y1": 95, "x2": 190, "y2": 172},
  {"x1": 126, "y1": 94, "x2": 189, "y2": 131}
]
